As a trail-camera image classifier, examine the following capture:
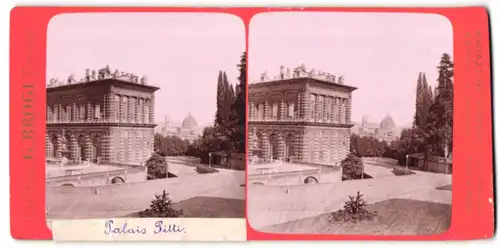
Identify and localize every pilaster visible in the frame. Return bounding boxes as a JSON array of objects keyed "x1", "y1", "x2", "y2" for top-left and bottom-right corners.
[
  {"x1": 55, "y1": 134, "x2": 62, "y2": 159},
  {"x1": 45, "y1": 133, "x2": 51, "y2": 158}
]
